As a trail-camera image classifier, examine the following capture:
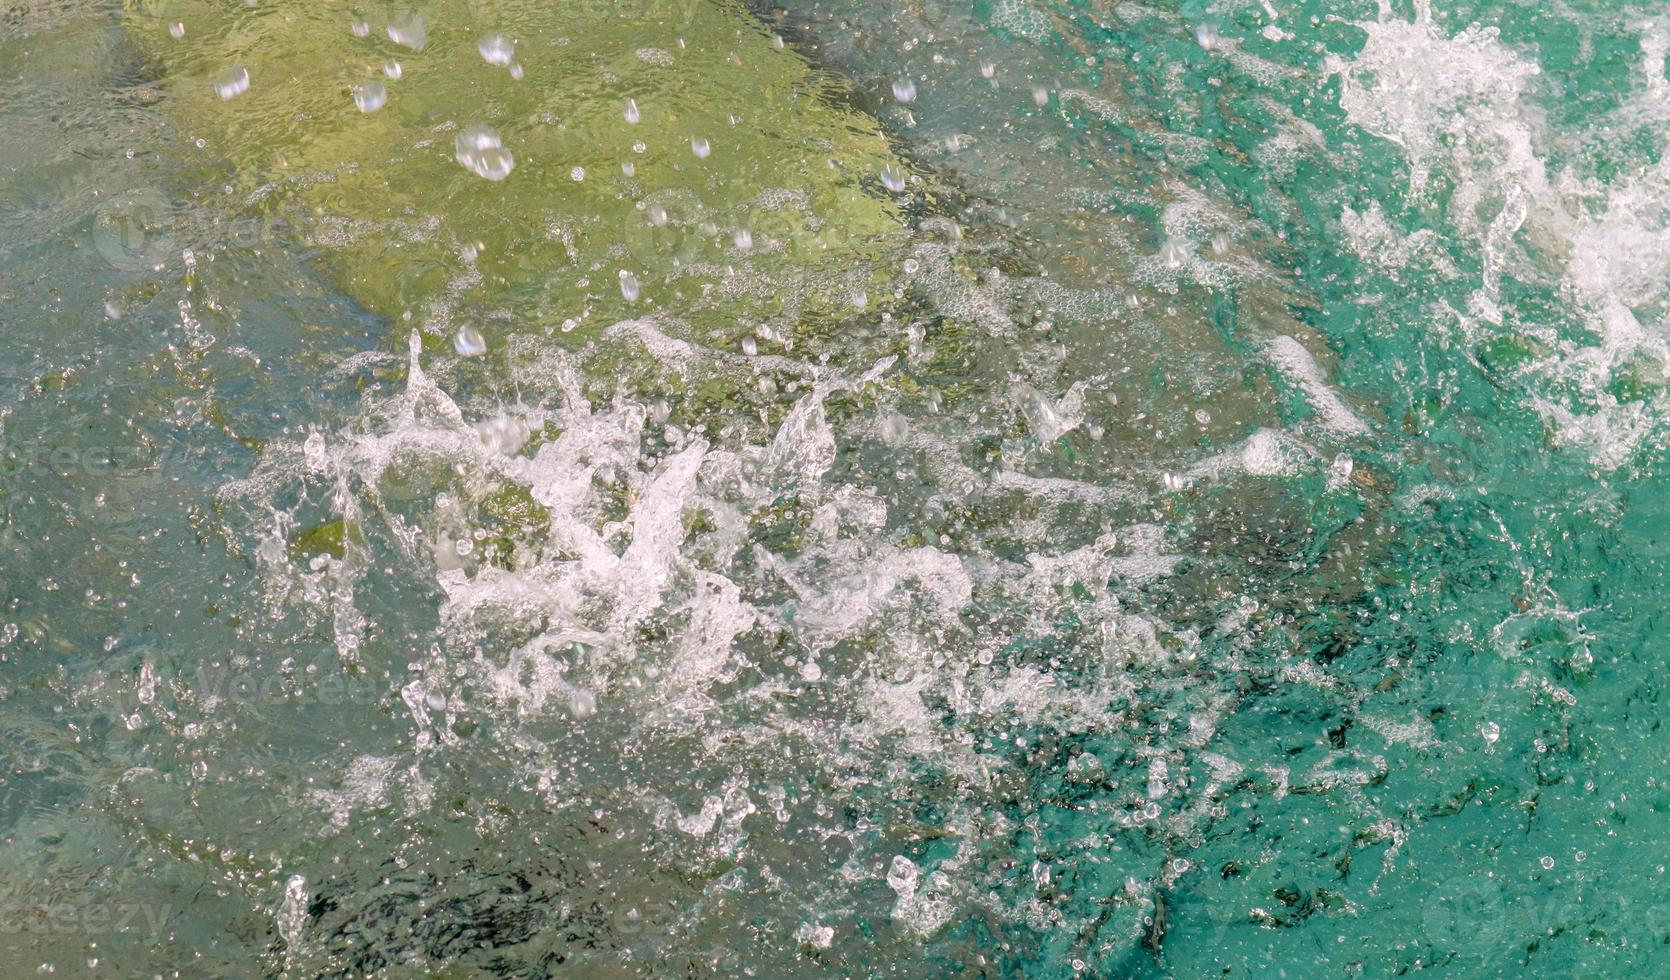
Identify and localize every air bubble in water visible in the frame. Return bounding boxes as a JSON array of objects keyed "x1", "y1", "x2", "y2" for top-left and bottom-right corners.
[
  {"x1": 619, "y1": 270, "x2": 640, "y2": 302},
  {"x1": 352, "y1": 82, "x2": 387, "y2": 113},
  {"x1": 691, "y1": 137, "x2": 711, "y2": 159},
  {"x1": 453, "y1": 326, "x2": 487, "y2": 356},
  {"x1": 624, "y1": 98, "x2": 641, "y2": 124},
  {"x1": 213, "y1": 66, "x2": 250, "y2": 100},
  {"x1": 881, "y1": 164, "x2": 907, "y2": 192},
  {"x1": 455, "y1": 124, "x2": 514, "y2": 180},
  {"x1": 892, "y1": 77, "x2": 917, "y2": 102},
  {"x1": 570, "y1": 166, "x2": 586, "y2": 182},
  {"x1": 479, "y1": 33, "x2": 514, "y2": 66}
]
